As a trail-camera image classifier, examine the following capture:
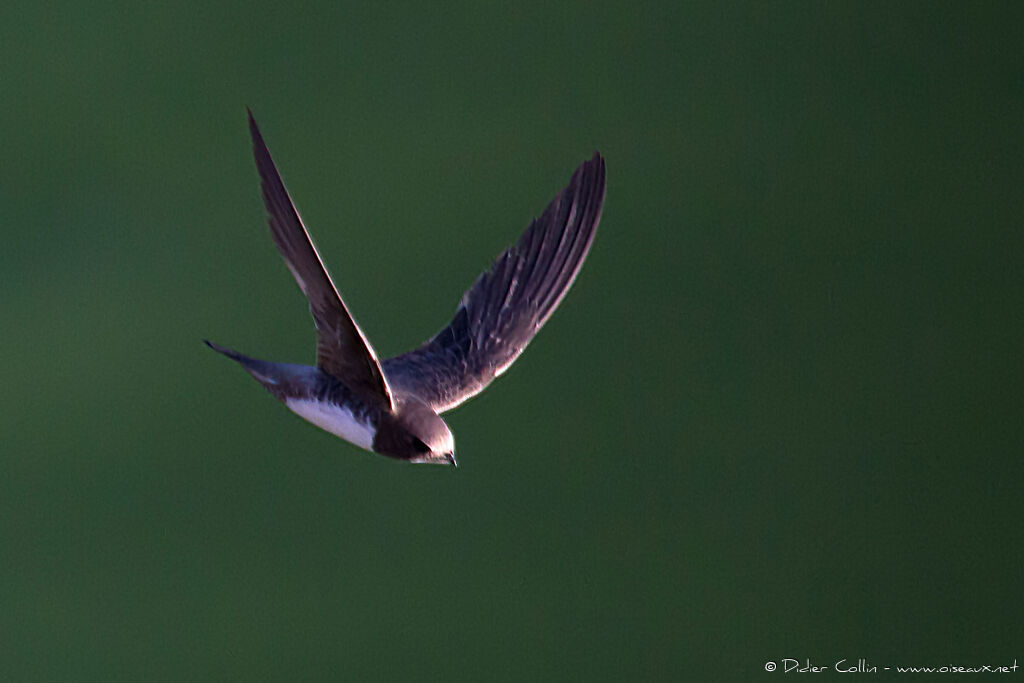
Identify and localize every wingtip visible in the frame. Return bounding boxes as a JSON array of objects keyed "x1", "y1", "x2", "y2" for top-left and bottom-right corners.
[
  {"x1": 577, "y1": 150, "x2": 606, "y2": 181},
  {"x1": 573, "y1": 150, "x2": 607, "y2": 203},
  {"x1": 247, "y1": 108, "x2": 266, "y2": 148}
]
